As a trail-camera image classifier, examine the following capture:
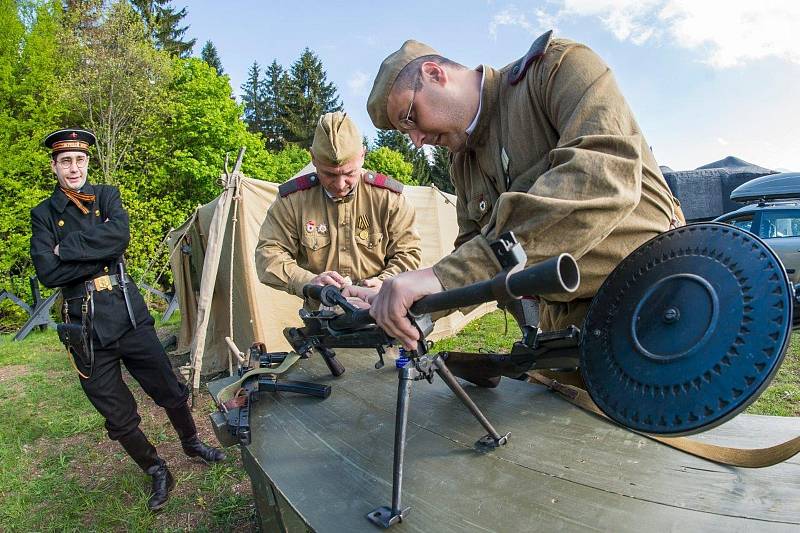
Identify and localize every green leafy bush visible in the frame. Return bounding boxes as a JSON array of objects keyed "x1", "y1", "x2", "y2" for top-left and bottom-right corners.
[{"x1": 365, "y1": 147, "x2": 416, "y2": 185}]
